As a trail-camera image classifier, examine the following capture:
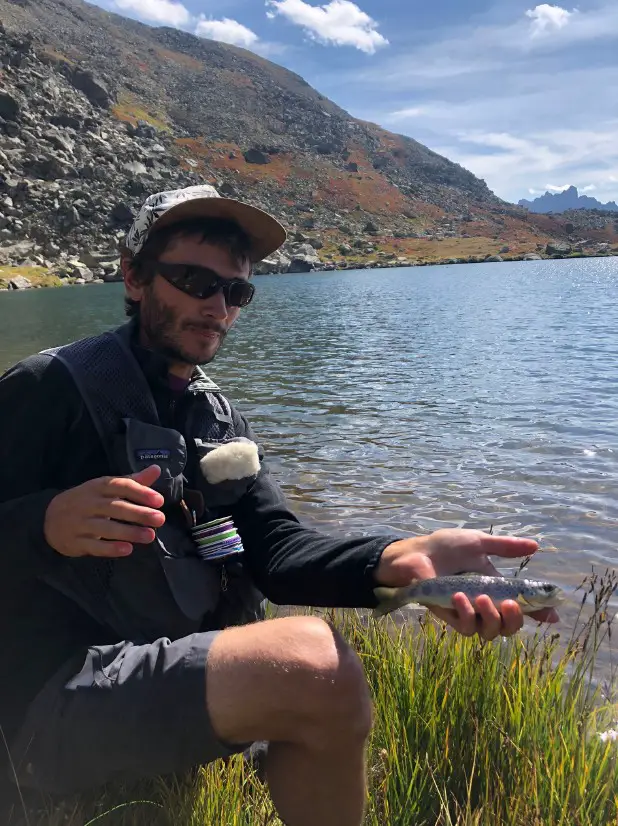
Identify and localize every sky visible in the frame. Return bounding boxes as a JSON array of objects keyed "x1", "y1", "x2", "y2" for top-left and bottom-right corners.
[{"x1": 87, "y1": 1, "x2": 618, "y2": 206}]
